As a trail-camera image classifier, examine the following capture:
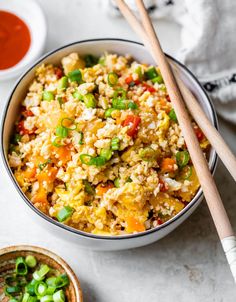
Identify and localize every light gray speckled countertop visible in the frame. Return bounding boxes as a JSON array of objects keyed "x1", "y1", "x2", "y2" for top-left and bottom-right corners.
[{"x1": 0, "y1": 1, "x2": 236, "y2": 301}]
